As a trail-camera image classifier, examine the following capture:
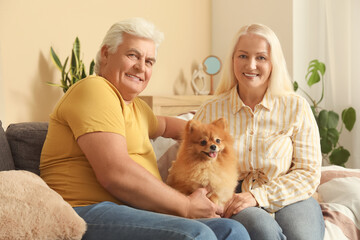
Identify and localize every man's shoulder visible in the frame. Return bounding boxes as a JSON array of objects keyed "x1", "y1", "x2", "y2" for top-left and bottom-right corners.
[{"x1": 66, "y1": 76, "x2": 118, "y2": 96}]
